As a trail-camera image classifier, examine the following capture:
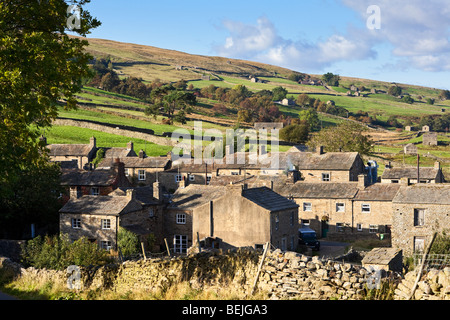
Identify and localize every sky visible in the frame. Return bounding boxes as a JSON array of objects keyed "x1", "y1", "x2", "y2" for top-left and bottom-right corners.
[{"x1": 80, "y1": 0, "x2": 450, "y2": 90}]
